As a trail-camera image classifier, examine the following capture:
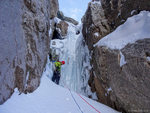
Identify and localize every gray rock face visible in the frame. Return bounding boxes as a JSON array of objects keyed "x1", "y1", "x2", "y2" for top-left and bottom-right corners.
[
  {"x1": 50, "y1": 0, "x2": 59, "y2": 19},
  {"x1": 56, "y1": 20, "x2": 69, "y2": 37},
  {"x1": 82, "y1": 0, "x2": 150, "y2": 112},
  {"x1": 57, "y1": 11, "x2": 79, "y2": 25},
  {"x1": 101, "y1": 0, "x2": 150, "y2": 29},
  {"x1": 0, "y1": 0, "x2": 58, "y2": 104},
  {"x1": 93, "y1": 39, "x2": 150, "y2": 112},
  {"x1": 82, "y1": 1, "x2": 111, "y2": 51}
]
